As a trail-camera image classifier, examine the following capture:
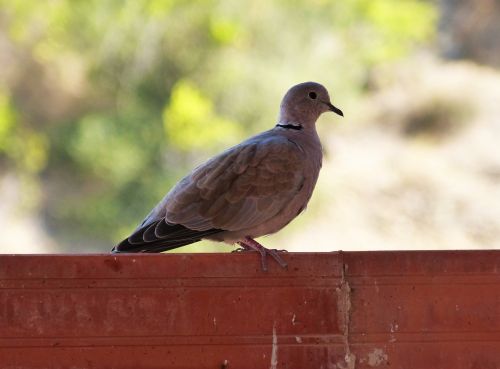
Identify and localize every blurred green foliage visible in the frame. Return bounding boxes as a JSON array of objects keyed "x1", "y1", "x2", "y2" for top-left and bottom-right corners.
[
  {"x1": 0, "y1": 0, "x2": 436, "y2": 250},
  {"x1": 163, "y1": 79, "x2": 243, "y2": 150}
]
